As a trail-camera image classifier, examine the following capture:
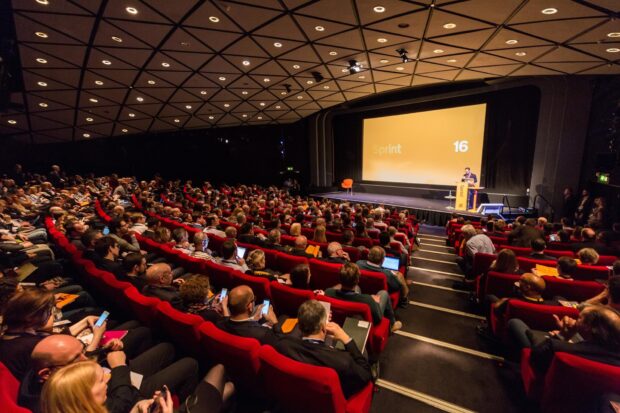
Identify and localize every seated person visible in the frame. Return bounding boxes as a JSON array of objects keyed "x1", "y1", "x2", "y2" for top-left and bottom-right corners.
[
  {"x1": 79, "y1": 229, "x2": 102, "y2": 261},
  {"x1": 487, "y1": 272, "x2": 559, "y2": 315},
  {"x1": 325, "y1": 262, "x2": 400, "y2": 332},
  {"x1": 510, "y1": 305, "x2": 620, "y2": 373},
  {"x1": 529, "y1": 238, "x2": 556, "y2": 261},
  {"x1": 93, "y1": 236, "x2": 124, "y2": 278},
  {"x1": 218, "y1": 240, "x2": 249, "y2": 272},
  {"x1": 142, "y1": 263, "x2": 184, "y2": 310},
  {"x1": 319, "y1": 242, "x2": 350, "y2": 264},
  {"x1": 489, "y1": 249, "x2": 523, "y2": 275},
  {"x1": 356, "y1": 246, "x2": 409, "y2": 306},
  {"x1": 204, "y1": 215, "x2": 226, "y2": 238},
  {"x1": 172, "y1": 228, "x2": 193, "y2": 254},
  {"x1": 237, "y1": 223, "x2": 266, "y2": 246},
  {"x1": 274, "y1": 299, "x2": 372, "y2": 399},
  {"x1": 245, "y1": 249, "x2": 290, "y2": 283},
  {"x1": 190, "y1": 231, "x2": 215, "y2": 260},
  {"x1": 289, "y1": 235, "x2": 317, "y2": 259},
  {"x1": 378, "y1": 232, "x2": 406, "y2": 267},
  {"x1": 556, "y1": 256, "x2": 578, "y2": 279},
  {"x1": 584, "y1": 275, "x2": 620, "y2": 312},
  {"x1": 119, "y1": 252, "x2": 147, "y2": 290},
  {"x1": 264, "y1": 228, "x2": 288, "y2": 252},
  {"x1": 179, "y1": 275, "x2": 229, "y2": 322},
  {"x1": 388, "y1": 226, "x2": 410, "y2": 252},
  {"x1": 456, "y1": 225, "x2": 496, "y2": 278},
  {"x1": 107, "y1": 218, "x2": 141, "y2": 254},
  {"x1": 577, "y1": 247, "x2": 600, "y2": 265},
  {"x1": 215, "y1": 285, "x2": 281, "y2": 346},
  {"x1": 224, "y1": 226, "x2": 237, "y2": 242},
  {"x1": 129, "y1": 212, "x2": 148, "y2": 234},
  {"x1": 289, "y1": 263, "x2": 323, "y2": 294}
]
